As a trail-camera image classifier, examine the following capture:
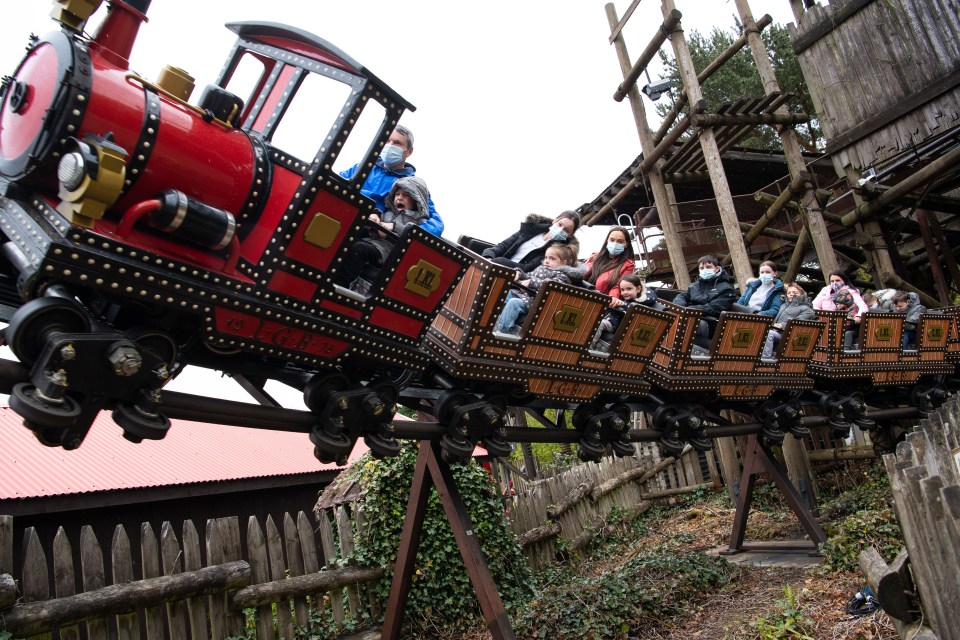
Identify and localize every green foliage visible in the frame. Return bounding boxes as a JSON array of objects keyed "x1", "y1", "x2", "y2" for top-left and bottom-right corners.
[
  {"x1": 820, "y1": 508, "x2": 902, "y2": 572},
  {"x1": 750, "y1": 586, "x2": 816, "y2": 639},
  {"x1": 655, "y1": 19, "x2": 820, "y2": 151},
  {"x1": 512, "y1": 543, "x2": 736, "y2": 639},
  {"x1": 346, "y1": 443, "x2": 534, "y2": 634},
  {"x1": 818, "y1": 460, "x2": 892, "y2": 519}
]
